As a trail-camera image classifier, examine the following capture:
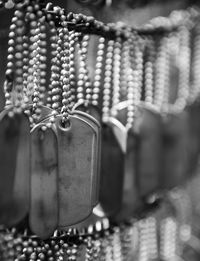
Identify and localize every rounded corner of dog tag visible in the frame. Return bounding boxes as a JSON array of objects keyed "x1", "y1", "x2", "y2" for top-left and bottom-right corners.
[
  {"x1": 56, "y1": 115, "x2": 95, "y2": 226},
  {"x1": 107, "y1": 117, "x2": 127, "y2": 153},
  {"x1": 73, "y1": 102, "x2": 102, "y2": 123},
  {"x1": 28, "y1": 104, "x2": 56, "y2": 123},
  {"x1": 0, "y1": 110, "x2": 31, "y2": 226},
  {"x1": 30, "y1": 125, "x2": 58, "y2": 239}
]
